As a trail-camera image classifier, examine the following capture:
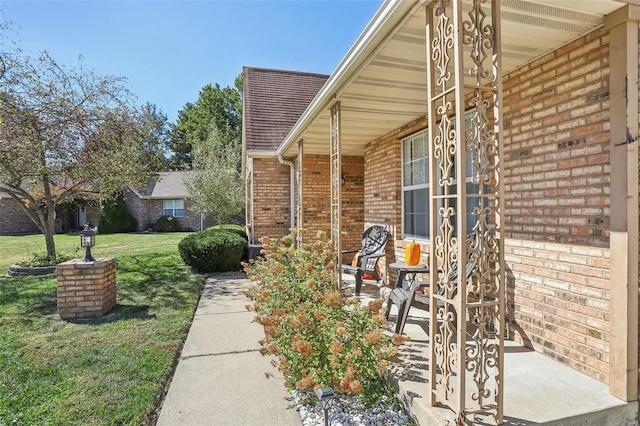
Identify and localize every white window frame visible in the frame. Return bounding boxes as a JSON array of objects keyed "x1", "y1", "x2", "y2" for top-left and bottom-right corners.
[
  {"x1": 401, "y1": 130, "x2": 430, "y2": 241},
  {"x1": 401, "y1": 111, "x2": 480, "y2": 241},
  {"x1": 163, "y1": 199, "x2": 184, "y2": 217}
]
